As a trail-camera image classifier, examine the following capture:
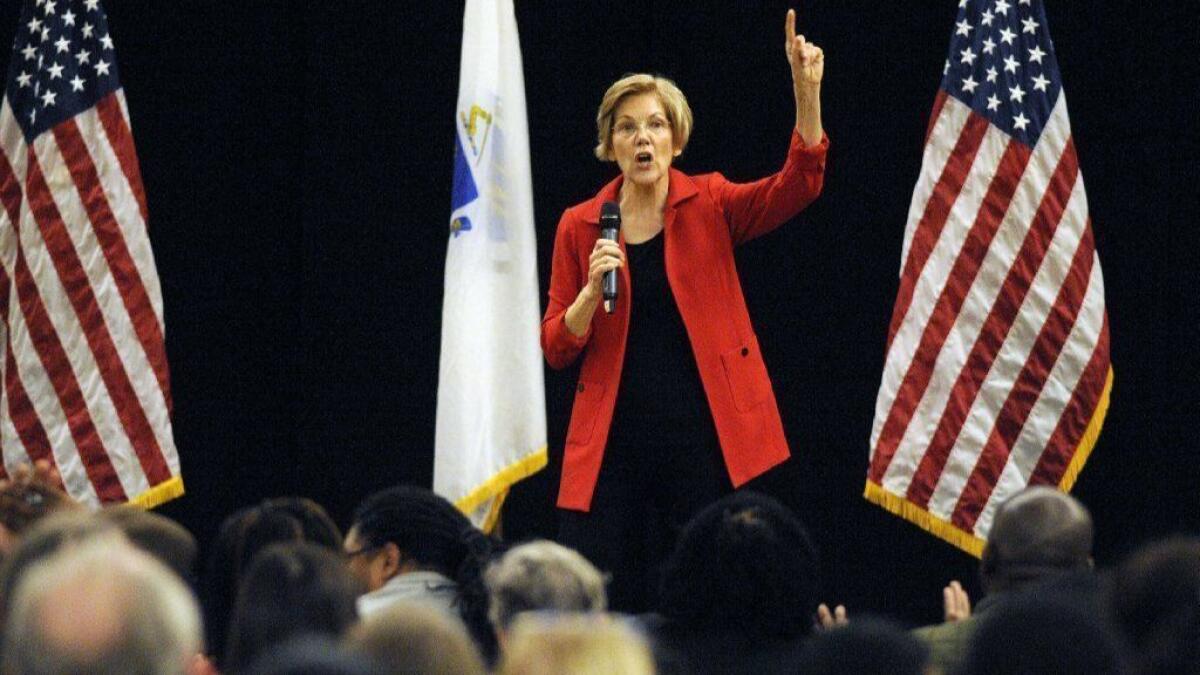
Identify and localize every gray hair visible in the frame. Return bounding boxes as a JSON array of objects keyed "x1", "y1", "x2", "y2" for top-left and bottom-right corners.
[
  {"x1": 485, "y1": 540, "x2": 606, "y2": 632},
  {"x1": 3, "y1": 538, "x2": 203, "y2": 675}
]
